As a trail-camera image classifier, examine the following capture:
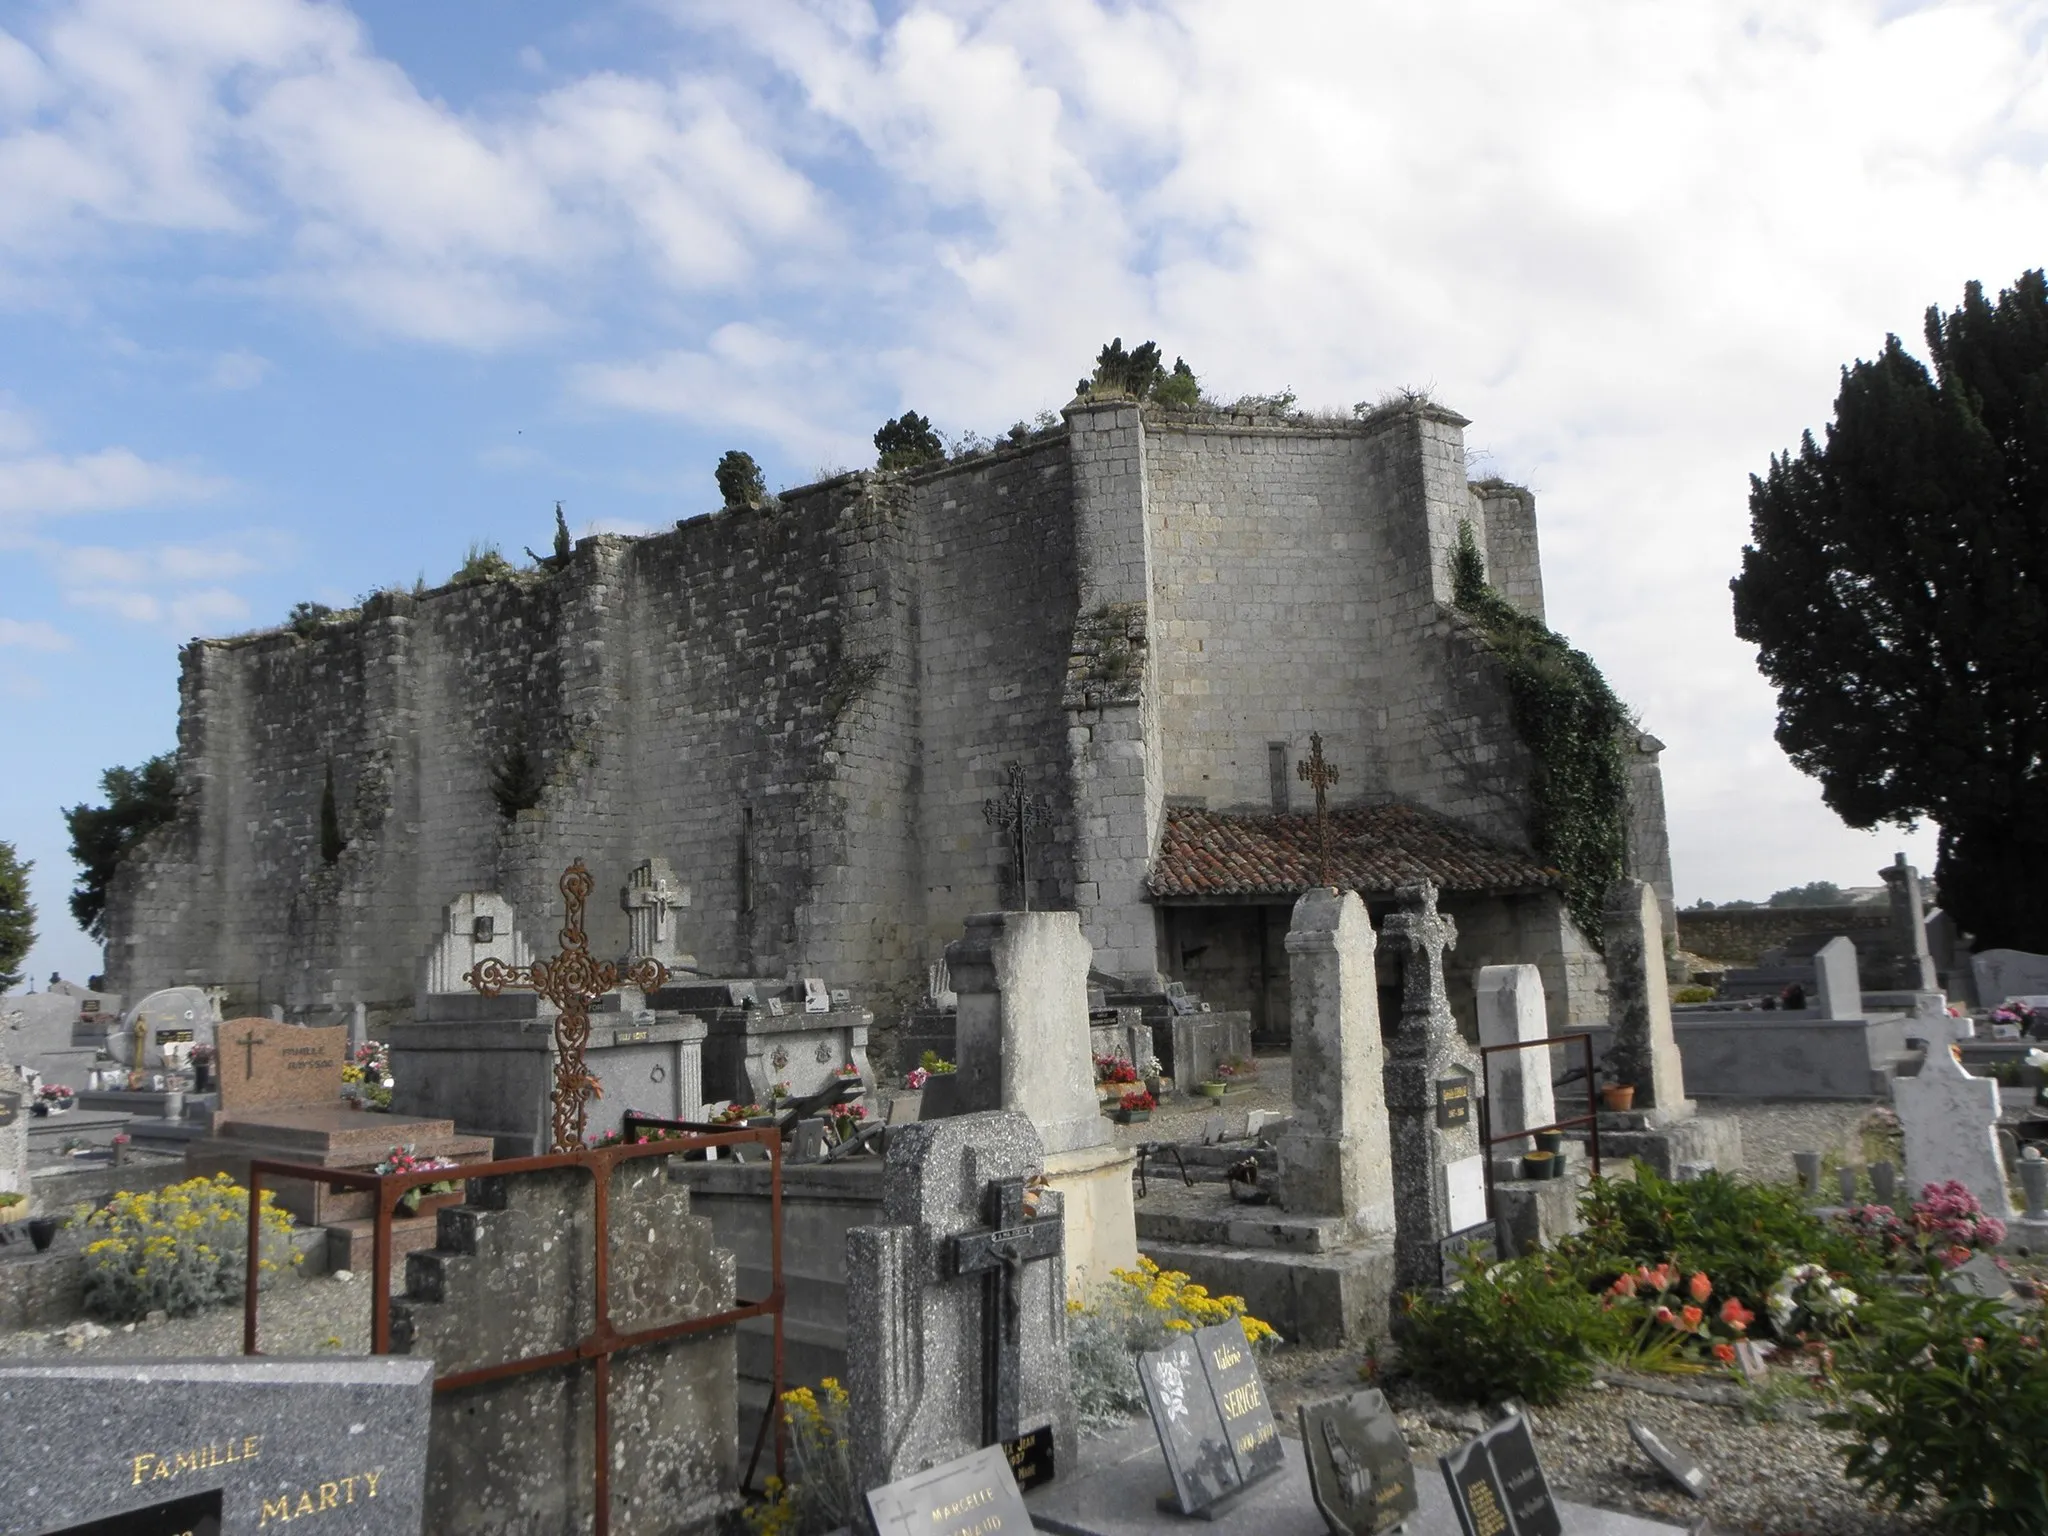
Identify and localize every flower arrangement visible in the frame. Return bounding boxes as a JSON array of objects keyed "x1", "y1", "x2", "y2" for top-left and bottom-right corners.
[
  {"x1": 1766, "y1": 1262, "x2": 1860, "y2": 1337},
  {"x1": 919, "y1": 1050, "x2": 955, "y2": 1075},
  {"x1": 903, "y1": 1067, "x2": 930, "y2": 1090},
  {"x1": 835, "y1": 1063, "x2": 862, "y2": 1079},
  {"x1": 711, "y1": 1101, "x2": 768, "y2": 1125},
  {"x1": 189, "y1": 1043, "x2": 217, "y2": 1066},
  {"x1": 75, "y1": 1174, "x2": 299, "y2": 1321},
  {"x1": 36, "y1": 1084, "x2": 74, "y2": 1106},
  {"x1": 1118, "y1": 1089, "x2": 1156, "y2": 1112},
  {"x1": 745, "y1": 1378, "x2": 858, "y2": 1536},
  {"x1": 830, "y1": 1102, "x2": 870, "y2": 1142},
  {"x1": 1908, "y1": 1179, "x2": 2007, "y2": 1258},
  {"x1": 374, "y1": 1145, "x2": 462, "y2": 1215},
  {"x1": 1094, "y1": 1053, "x2": 1139, "y2": 1086},
  {"x1": 1138, "y1": 1053, "x2": 1163, "y2": 1080},
  {"x1": 1215, "y1": 1055, "x2": 1257, "y2": 1081},
  {"x1": 1605, "y1": 1263, "x2": 1756, "y2": 1370}
]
